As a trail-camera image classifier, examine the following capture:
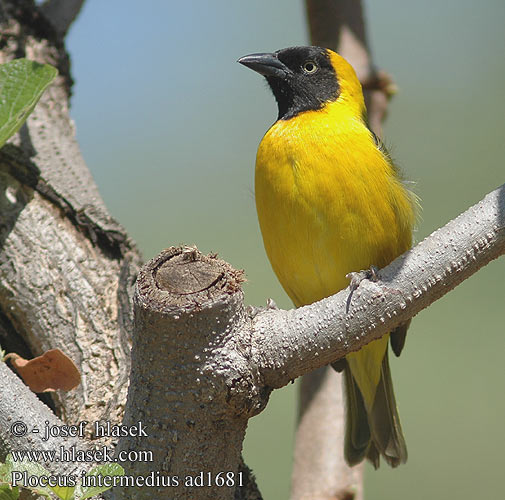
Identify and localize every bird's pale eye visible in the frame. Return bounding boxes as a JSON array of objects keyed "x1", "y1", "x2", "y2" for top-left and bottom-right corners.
[{"x1": 302, "y1": 61, "x2": 318, "y2": 74}]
